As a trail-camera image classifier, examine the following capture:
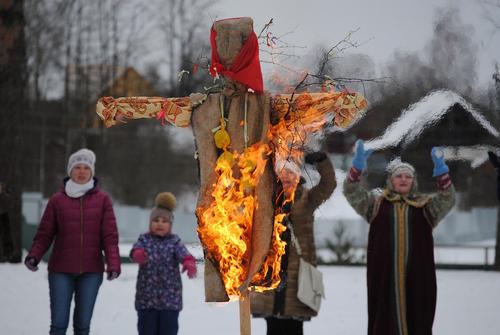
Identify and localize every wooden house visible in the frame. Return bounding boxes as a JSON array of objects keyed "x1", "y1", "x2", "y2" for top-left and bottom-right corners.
[{"x1": 329, "y1": 90, "x2": 499, "y2": 207}]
